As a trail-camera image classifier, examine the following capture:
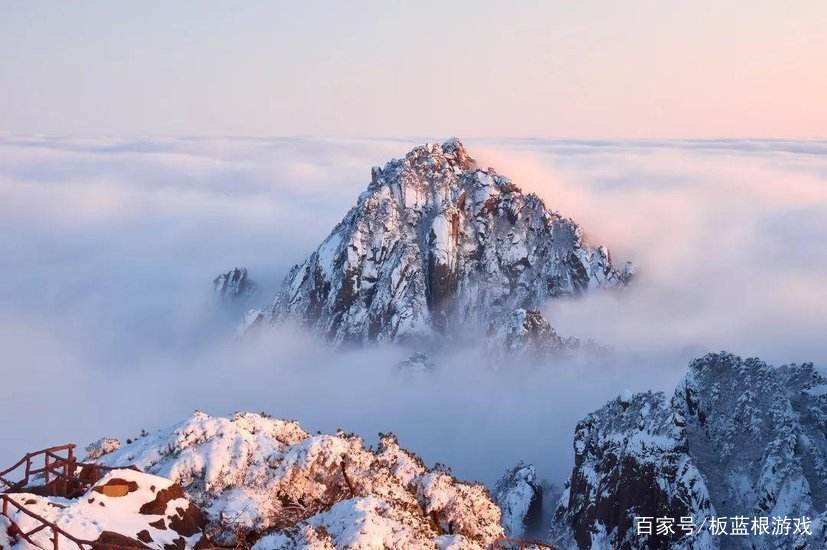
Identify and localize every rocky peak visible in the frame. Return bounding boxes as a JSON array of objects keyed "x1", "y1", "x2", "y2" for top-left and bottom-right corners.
[
  {"x1": 371, "y1": 137, "x2": 476, "y2": 184},
  {"x1": 488, "y1": 309, "x2": 565, "y2": 355},
  {"x1": 214, "y1": 267, "x2": 256, "y2": 300},
  {"x1": 250, "y1": 139, "x2": 631, "y2": 346},
  {"x1": 495, "y1": 462, "x2": 544, "y2": 539}
]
